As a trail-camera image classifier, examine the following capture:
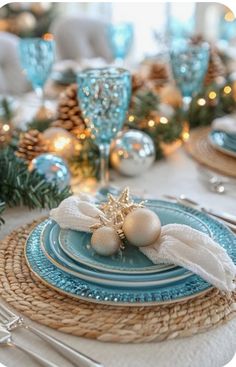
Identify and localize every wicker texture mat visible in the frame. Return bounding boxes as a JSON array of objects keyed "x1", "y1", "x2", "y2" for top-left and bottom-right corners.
[
  {"x1": 0, "y1": 220, "x2": 235, "y2": 343},
  {"x1": 185, "y1": 127, "x2": 236, "y2": 178}
]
